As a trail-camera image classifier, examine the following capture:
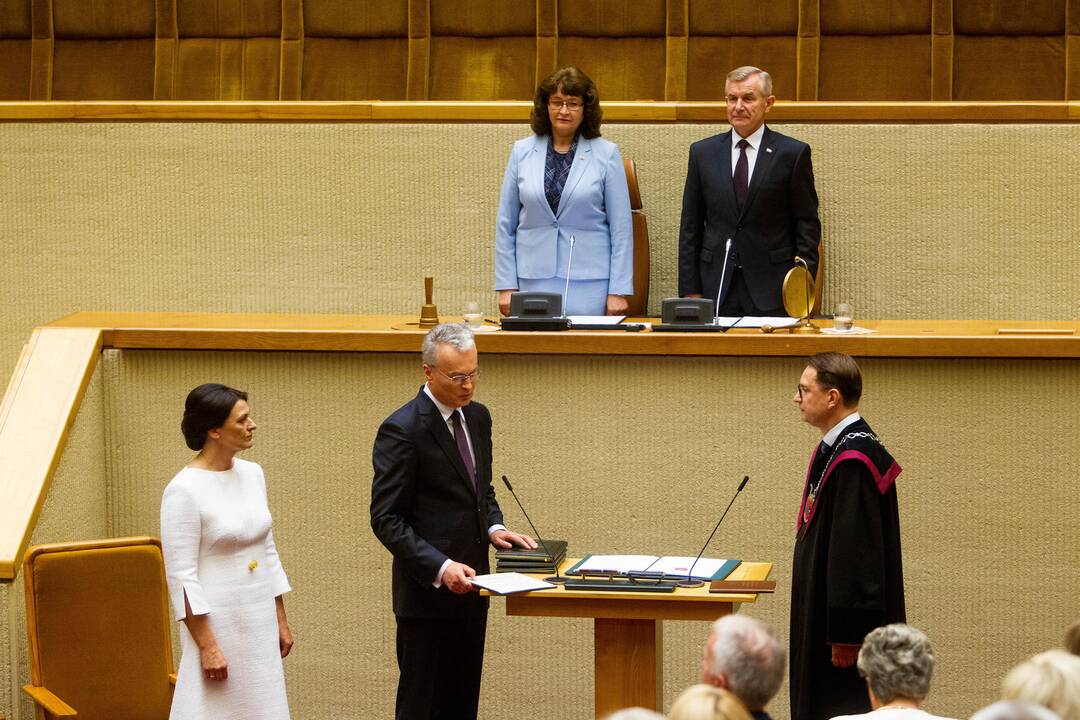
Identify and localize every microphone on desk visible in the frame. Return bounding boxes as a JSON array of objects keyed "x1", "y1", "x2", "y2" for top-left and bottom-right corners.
[
  {"x1": 677, "y1": 475, "x2": 750, "y2": 589},
  {"x1": 501, "y1": 475, "x2": 564, "y2": 584},
  {"x1": 713, "y1": 239, "x2": 739, "y2": 331},
  {"x1": 561, "y1": 235, "x2": 576, "y2": 319}
]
